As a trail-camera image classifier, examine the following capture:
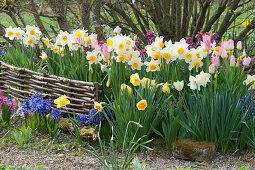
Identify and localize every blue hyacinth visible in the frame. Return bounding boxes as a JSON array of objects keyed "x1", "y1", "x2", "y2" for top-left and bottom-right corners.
[
  {"x1": 253, "y1": 103, "x2": 255, "y2": 117},
  {"x1": 76, "y1": 107, "x2": 115, "y2": 126},
  {"x1": 76, "y1": 114, "x2": 90, "y2": 126},
  {"x1": 239, "y1": 96, "x2": 251, "y2": 112},
  {"x1": 51, "y1": 108, "x2": 62, "y2": 120},
  {"x1": 21, "y1": 98, "x2": 30, "y2": 114},
  {"x1": 20, "y1": 92, "x2": 59, "y2": 119}
]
